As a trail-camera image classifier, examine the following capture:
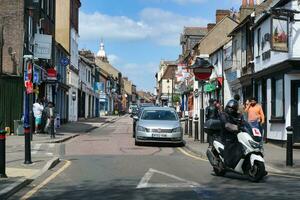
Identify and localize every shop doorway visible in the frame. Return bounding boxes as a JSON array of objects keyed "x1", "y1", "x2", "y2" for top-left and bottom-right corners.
[{"x1": 291, "y1": 80, "x2": 300, "y2": 143}]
